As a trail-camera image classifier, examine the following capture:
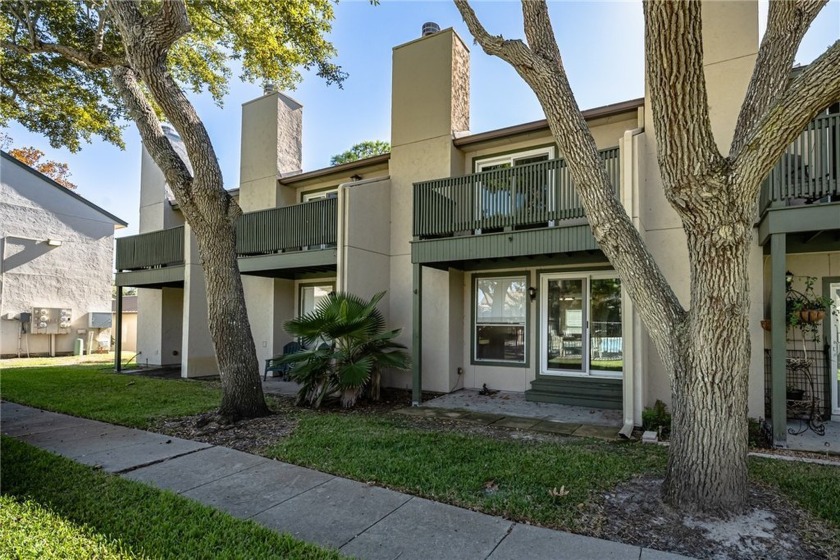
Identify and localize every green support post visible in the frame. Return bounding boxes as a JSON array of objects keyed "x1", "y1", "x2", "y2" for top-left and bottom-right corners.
[
  {"x1": 114, "y1": 285, "x2": 123, "y2": 372},
  {"x1": 770, "y1": 233, "x2": 787, "y2": 447},
  {"x1": 412, "y1": 263, "x2": 423, "y2": 406}
]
